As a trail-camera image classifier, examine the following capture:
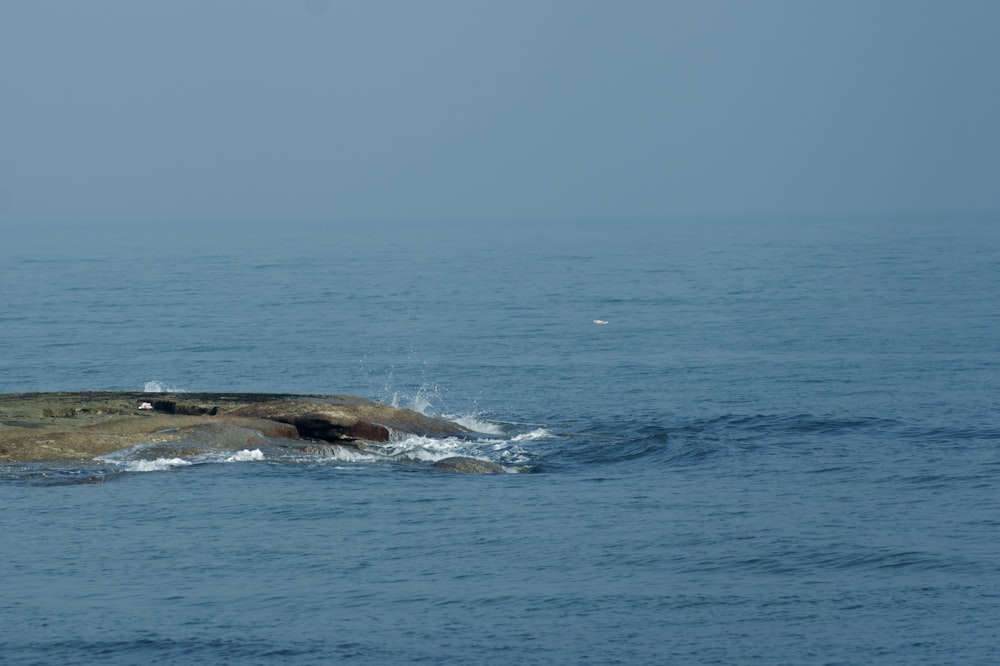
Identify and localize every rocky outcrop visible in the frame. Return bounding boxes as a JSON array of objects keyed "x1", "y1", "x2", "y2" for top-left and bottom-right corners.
[{"x1": 0, "y1": 392, "x2": 471, "y2": 463}]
